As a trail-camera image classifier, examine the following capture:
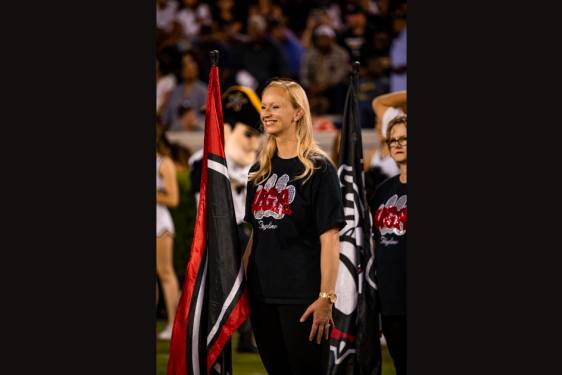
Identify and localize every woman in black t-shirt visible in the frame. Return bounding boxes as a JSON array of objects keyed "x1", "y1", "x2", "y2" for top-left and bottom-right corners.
[
  {"x1": 369, "y1": 114, "x2": 407, "y2": 375},
  {"x1": 242, "y1": 78, "x2": 346, "y2": 375}
]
